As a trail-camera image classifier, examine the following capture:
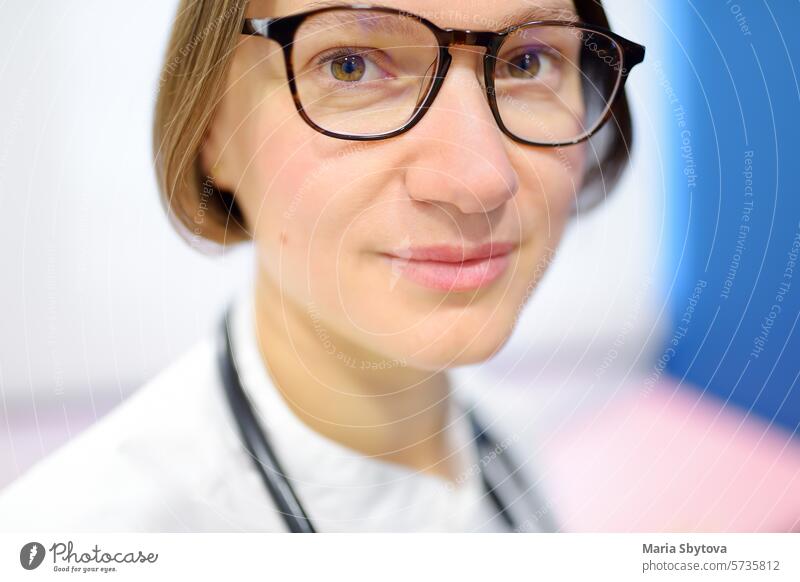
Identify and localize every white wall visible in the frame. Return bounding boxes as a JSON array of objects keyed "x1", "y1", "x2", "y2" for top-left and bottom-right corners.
[{"x1": 0, "y1": 0, "x2": 667, "y2": 404}]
